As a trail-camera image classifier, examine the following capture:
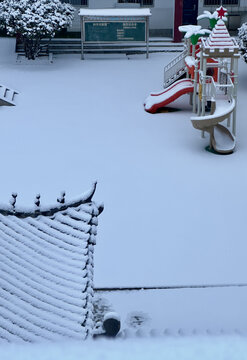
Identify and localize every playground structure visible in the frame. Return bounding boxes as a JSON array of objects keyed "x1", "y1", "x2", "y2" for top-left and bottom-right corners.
[
  {"x1": 0, "y1": 84, "x2": 18, "y2": 106},
  {"x1": 144, "y1": 6, "x2": 240, "y2": 154}
]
